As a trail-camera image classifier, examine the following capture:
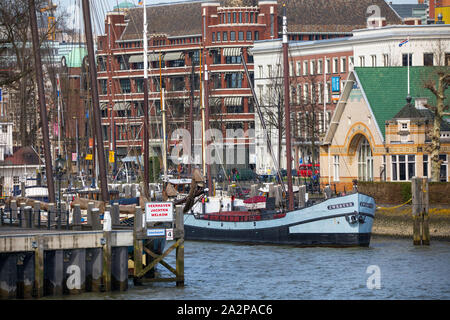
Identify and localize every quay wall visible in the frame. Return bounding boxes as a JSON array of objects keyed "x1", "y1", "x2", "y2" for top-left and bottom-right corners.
[
  {"x1": 372, "y1": 204, "x2": 450, "y2": 240},
  {"x1": 358, "y1": 182, "x2": 450, "y2": 205}
]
